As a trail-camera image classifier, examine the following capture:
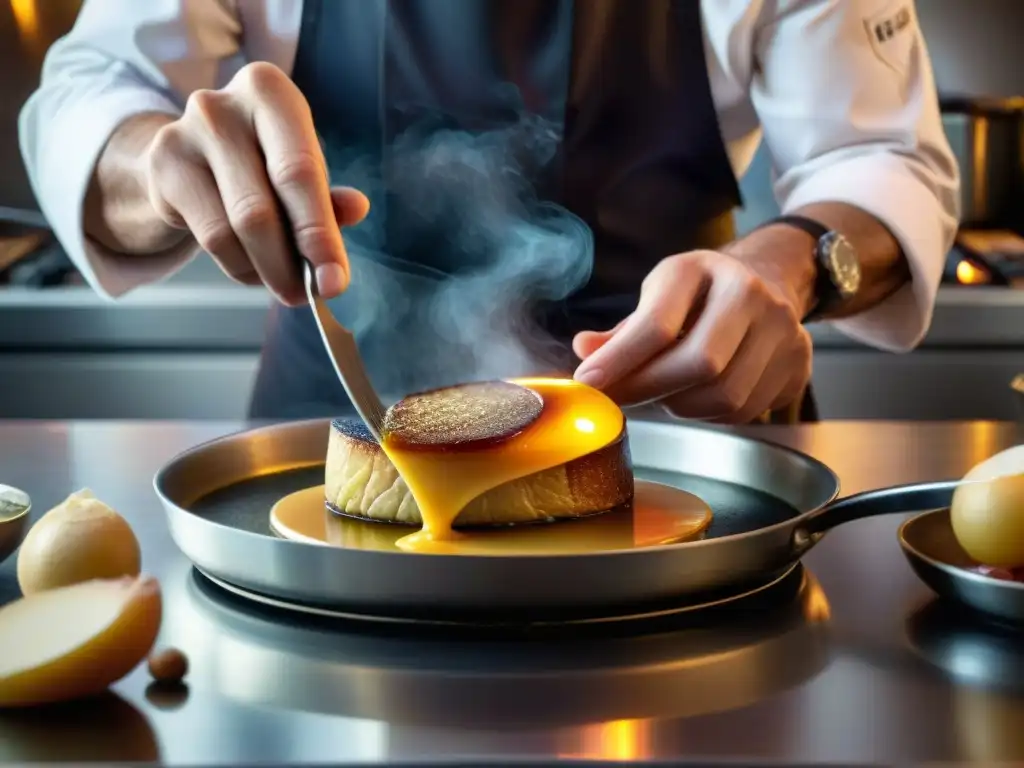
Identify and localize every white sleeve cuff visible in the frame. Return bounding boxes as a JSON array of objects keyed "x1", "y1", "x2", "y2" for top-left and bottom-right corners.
[
  {"x1": 25, "y1": 73, "x2": 201, "y2": 300},
  {"x1": 781, "y1": 154, "x2": 956, "y2": 352}
]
